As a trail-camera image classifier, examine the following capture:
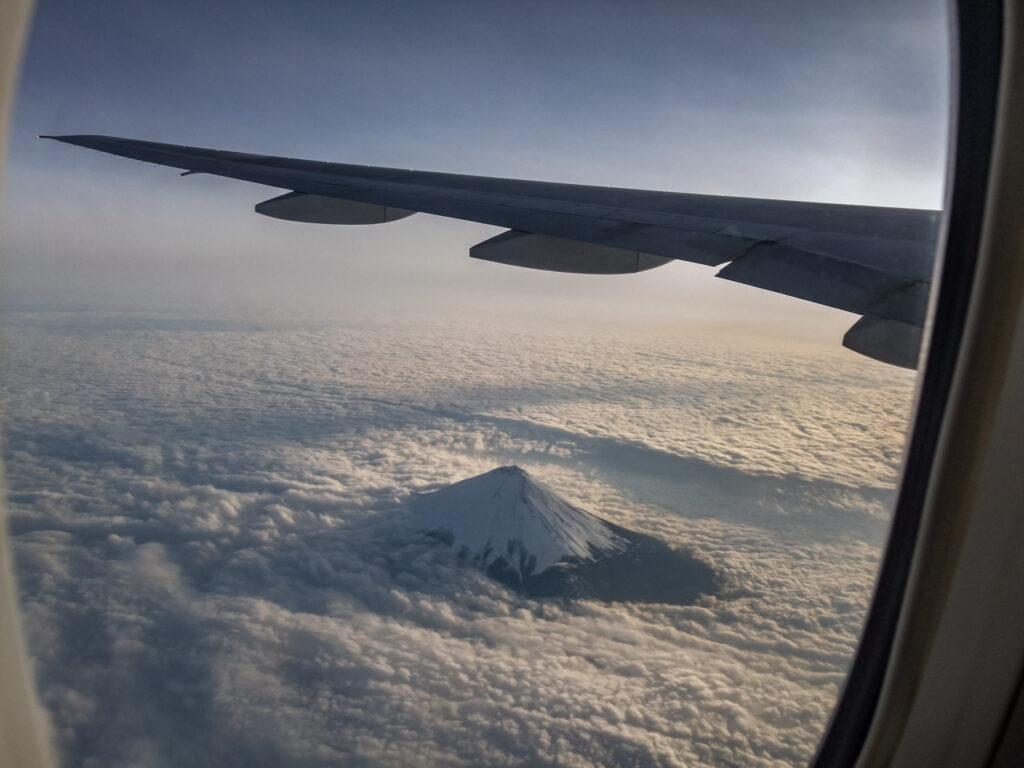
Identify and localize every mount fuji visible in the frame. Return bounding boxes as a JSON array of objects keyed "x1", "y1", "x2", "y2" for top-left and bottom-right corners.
[{"x1": 413, "y1": 466, "x2": 719, "y2": 604}]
